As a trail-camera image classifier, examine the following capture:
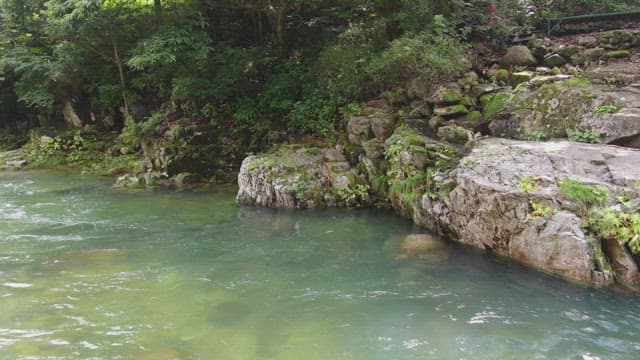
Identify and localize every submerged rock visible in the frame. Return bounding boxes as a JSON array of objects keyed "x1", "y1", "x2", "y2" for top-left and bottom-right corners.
[
  {"x1": 209, "y1": 301, "x2": 250, "y2": 326},
  {"x1": 398, "y1": 234, "x2": 447, "y2": 259}
]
